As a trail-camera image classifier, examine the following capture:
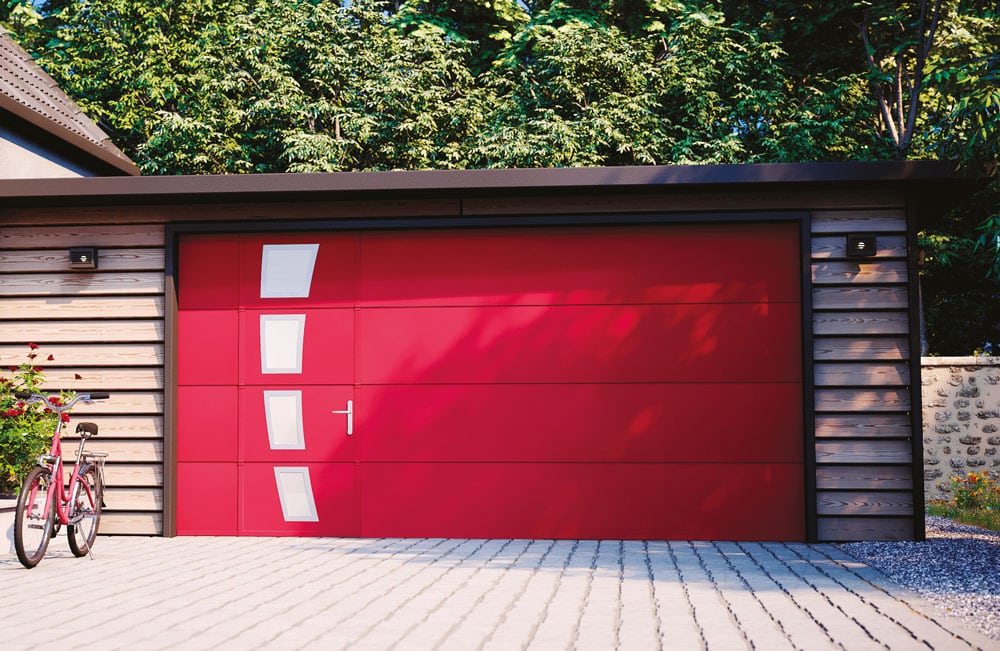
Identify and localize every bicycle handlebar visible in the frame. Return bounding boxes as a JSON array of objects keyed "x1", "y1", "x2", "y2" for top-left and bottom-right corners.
[{"x1": 12, "y1": 392, "x2": 109, "y2": 412}]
